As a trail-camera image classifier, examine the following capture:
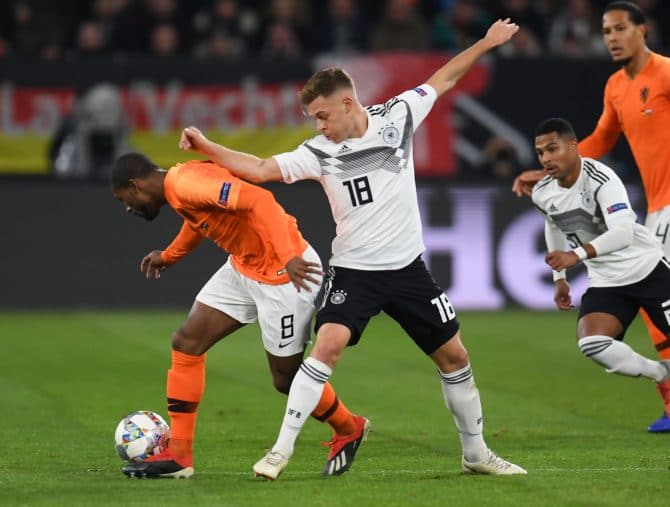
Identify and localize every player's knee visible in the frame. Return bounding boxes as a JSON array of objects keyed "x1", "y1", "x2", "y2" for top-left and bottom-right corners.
[
  {"x1": 431, "y1": 339, "x2": 469, "y2": 372},
  {"x1": 445, "y1": 346, "x2": 469, "y2": 370},
  {"x1": 311, "y1": 325, "x2": 350, "y2": 367},
  {"x1": 310, "y1": 342, "x2": 344, "y2": 368},
  {"x1": 172, "y1": 327, "x2": 205, "y2": 356}
]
